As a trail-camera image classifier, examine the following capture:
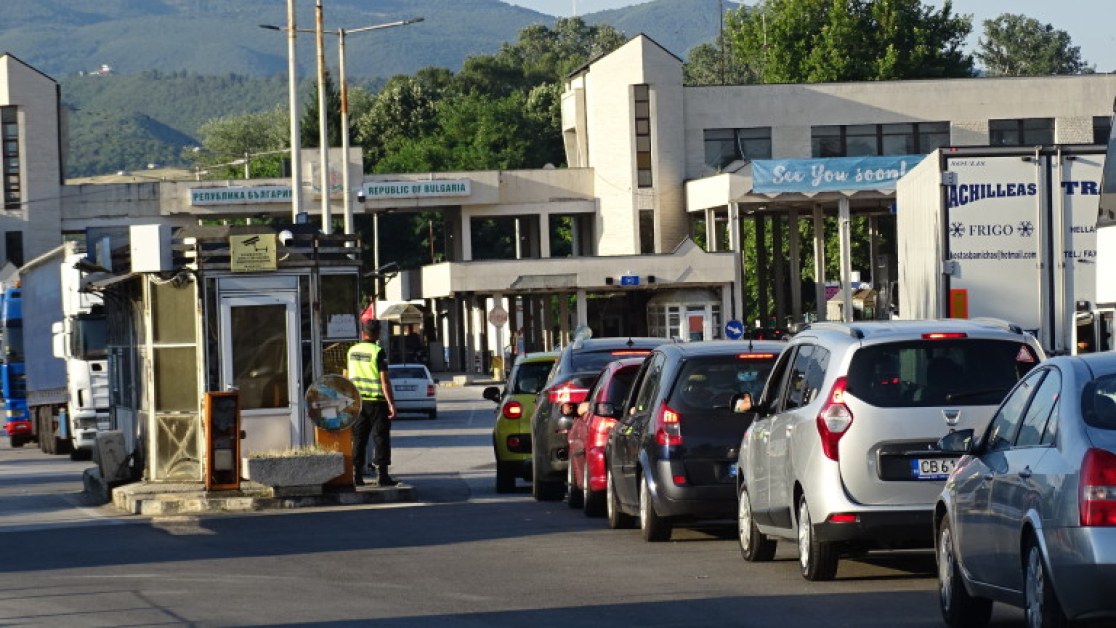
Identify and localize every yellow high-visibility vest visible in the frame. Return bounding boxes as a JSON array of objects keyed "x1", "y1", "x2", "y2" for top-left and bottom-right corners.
[{"x1": 347, "y1": 341, "x2": 385, "y2": 400}]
